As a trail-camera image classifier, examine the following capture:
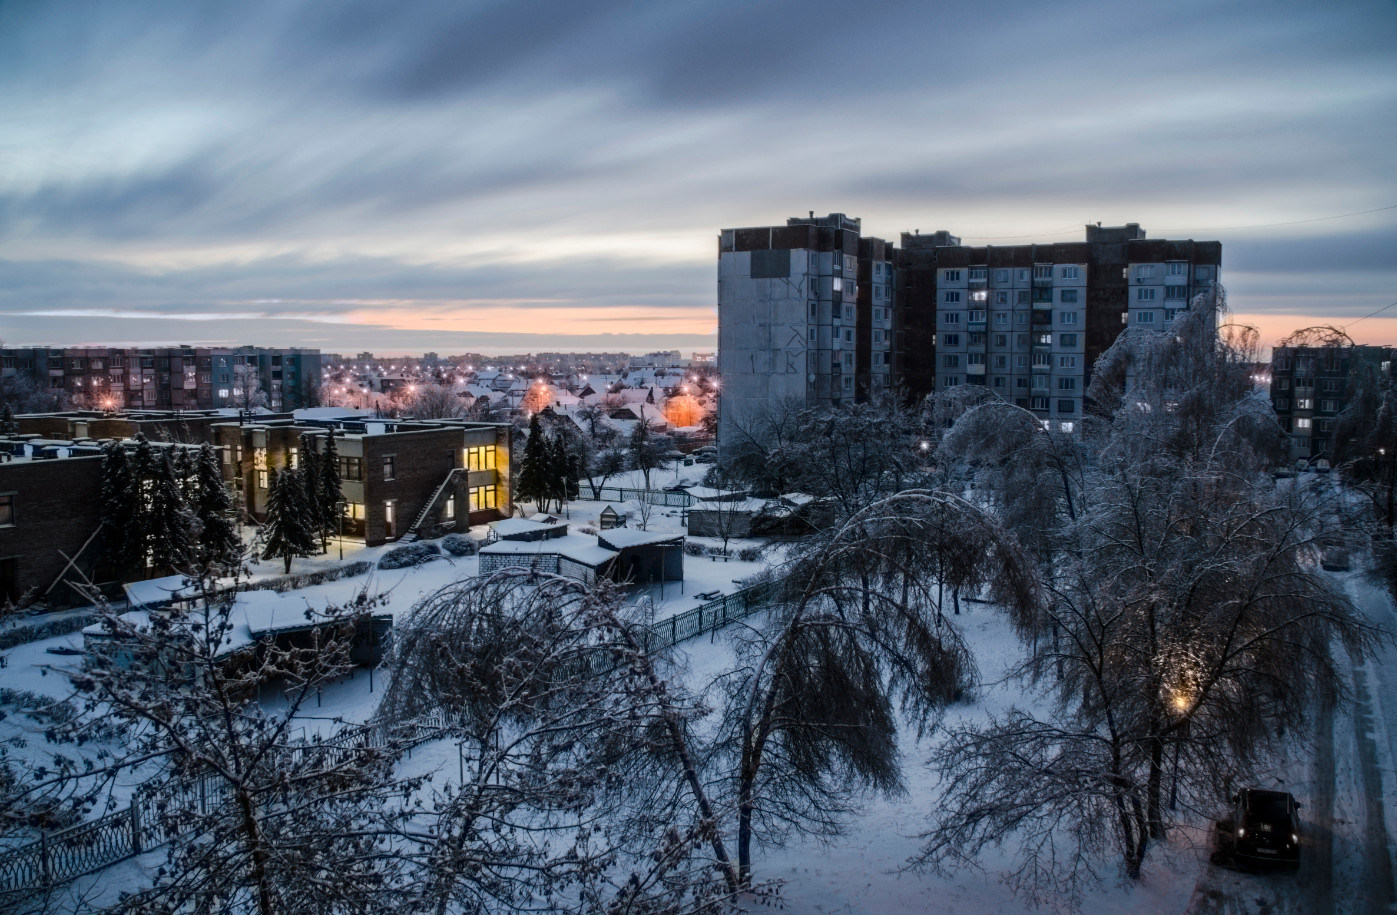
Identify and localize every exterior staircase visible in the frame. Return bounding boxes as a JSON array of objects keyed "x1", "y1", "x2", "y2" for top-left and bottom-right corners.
[{"x1": 399, "y1": 468, "x2": 466, "y2": 542}]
